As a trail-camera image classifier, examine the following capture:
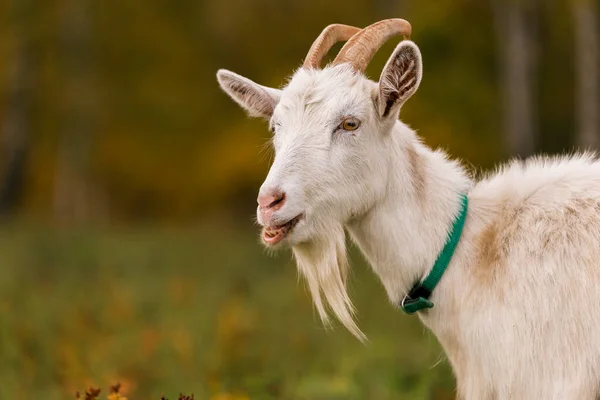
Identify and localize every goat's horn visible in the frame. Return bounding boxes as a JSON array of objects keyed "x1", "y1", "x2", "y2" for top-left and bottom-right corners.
[
  {"x1": 332, "y1": 18, "x2": 411, "y2": 72},
  {"x1": 303, "y1": 24, "x2": 362, "y2": 69}
]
